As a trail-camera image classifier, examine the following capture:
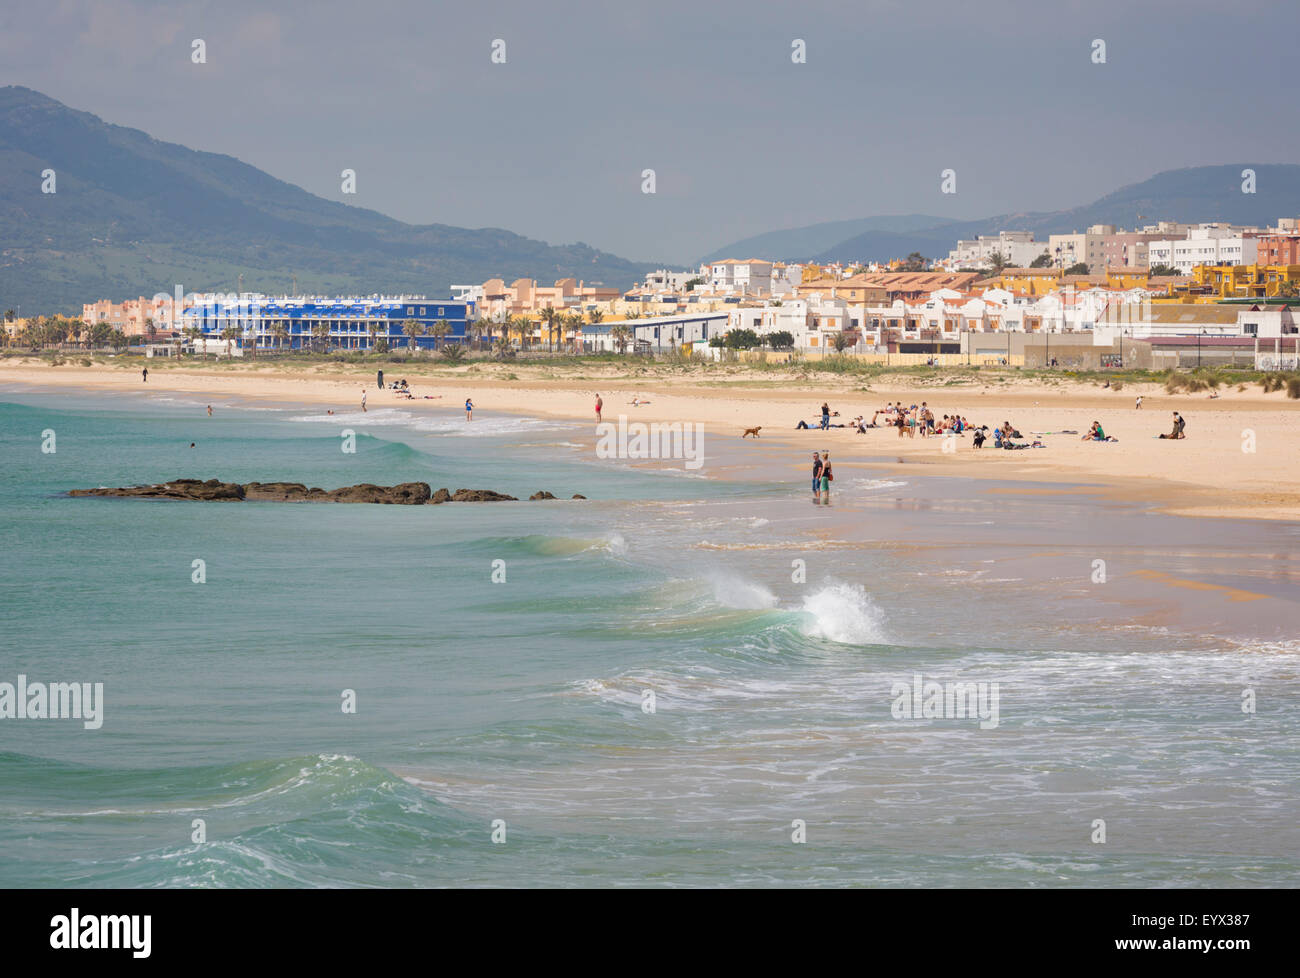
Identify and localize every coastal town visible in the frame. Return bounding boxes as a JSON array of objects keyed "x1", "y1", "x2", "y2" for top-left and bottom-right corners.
[{"x1": 7, "y1": 216, "x2": 1300, "y2": 374}]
